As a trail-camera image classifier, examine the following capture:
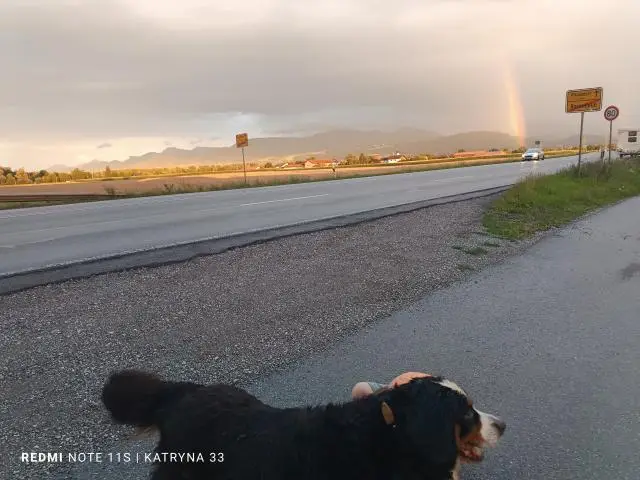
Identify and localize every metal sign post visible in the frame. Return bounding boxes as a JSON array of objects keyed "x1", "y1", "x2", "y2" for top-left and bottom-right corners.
[
  {"x1": 242, "y1": 147, "x2": 247, "y2": 184},
  {"x1": 566, "y1": 87, "x2": 603, "y2": 174},
  {"x1": 603, "y1": 105, "x2": 620, "y2": 163},
  {"x1": 578, "y1": 112, "x2": 585, "y2": 171},
  {"x1": 235, "y1": 133, "x2": 249, "y2": 185}
]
